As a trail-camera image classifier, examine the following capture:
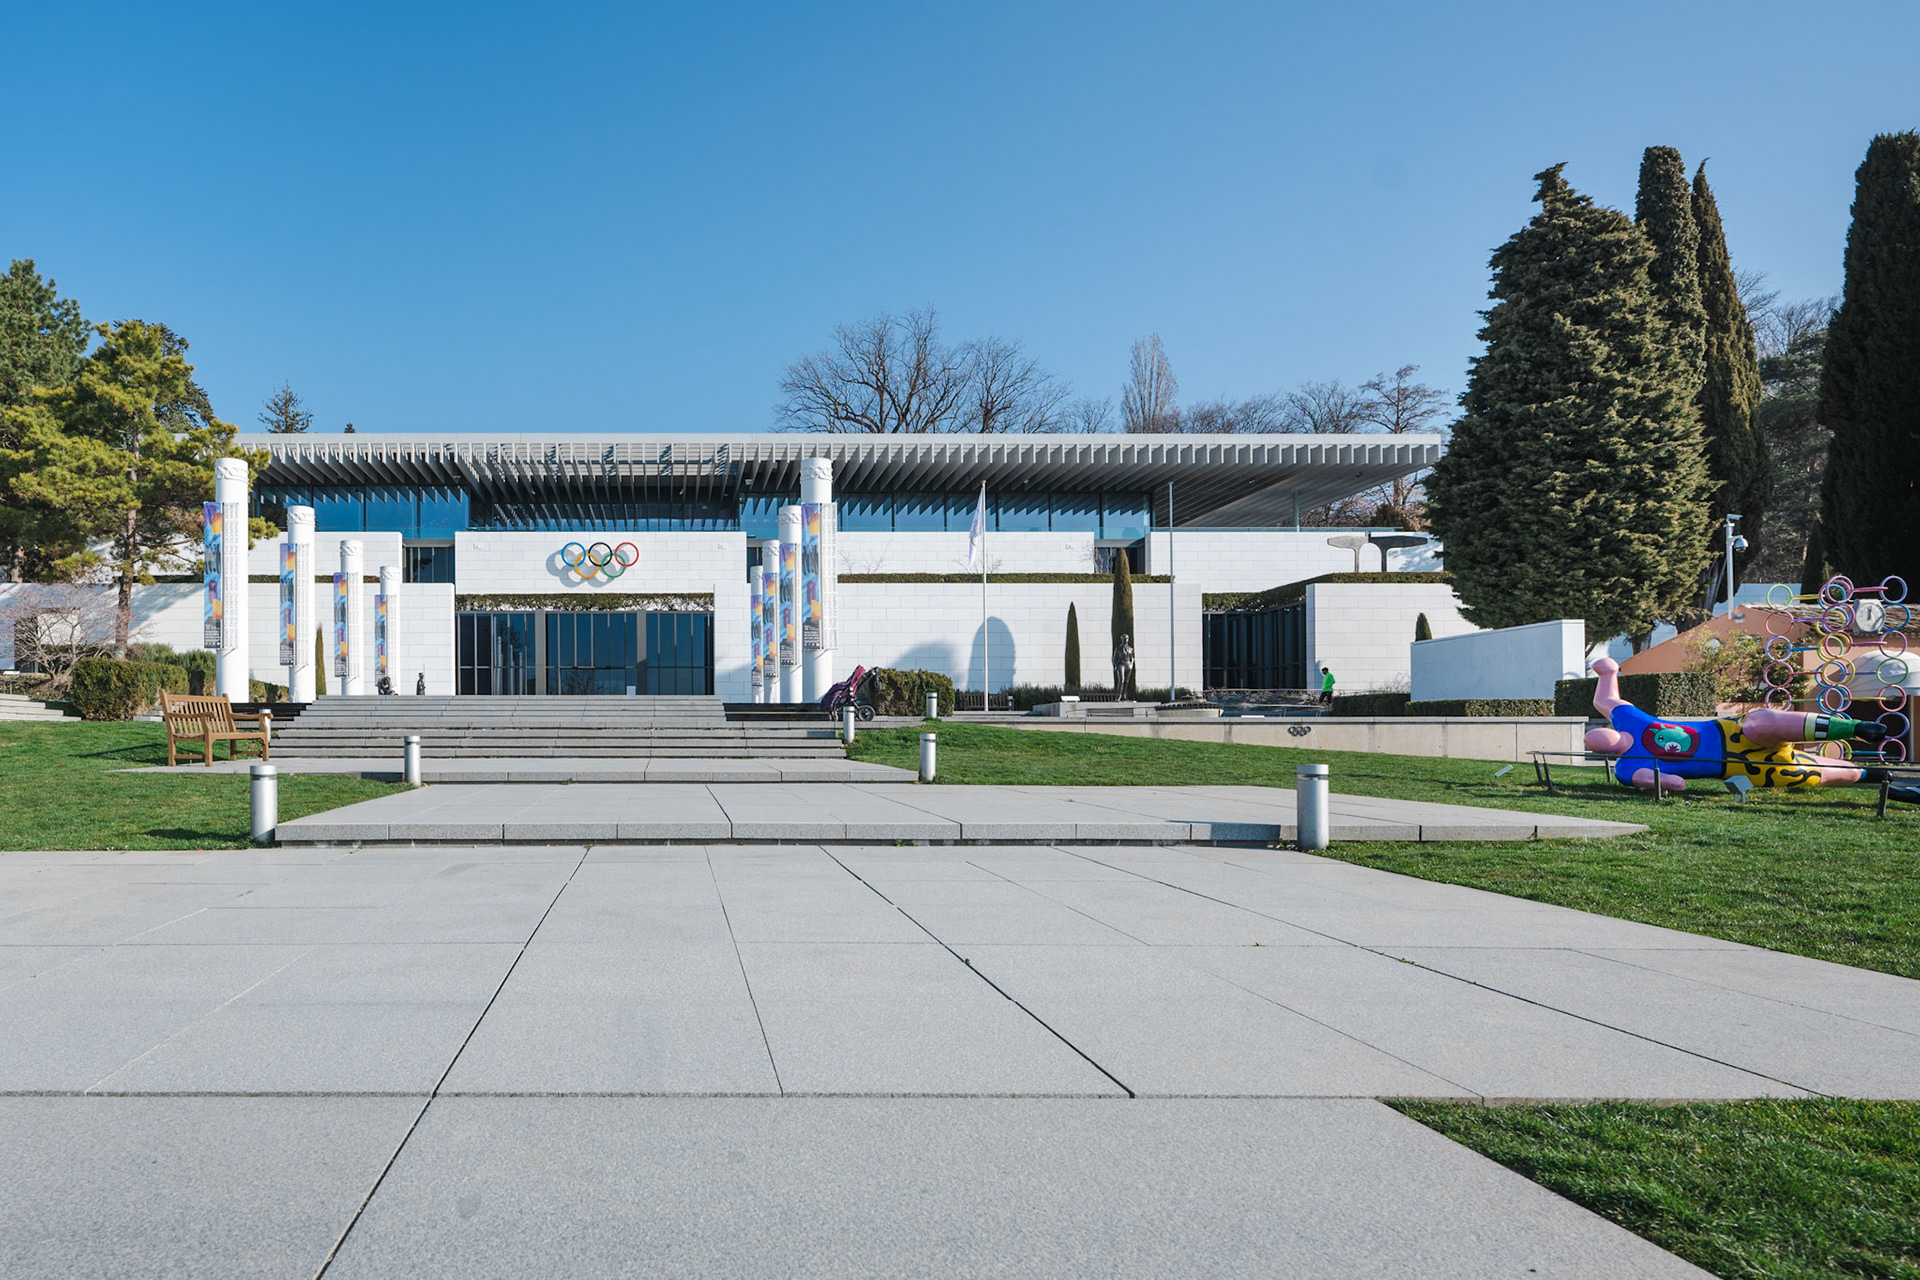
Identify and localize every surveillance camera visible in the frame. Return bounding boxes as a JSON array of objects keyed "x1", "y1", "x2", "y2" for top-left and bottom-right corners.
[
  {"x1": 1733, "y1": 536, "x2": 1749, "y2": 551},
  {"x1": 1727, "y1": 513, "x2": 1743, "y2": 522}
]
